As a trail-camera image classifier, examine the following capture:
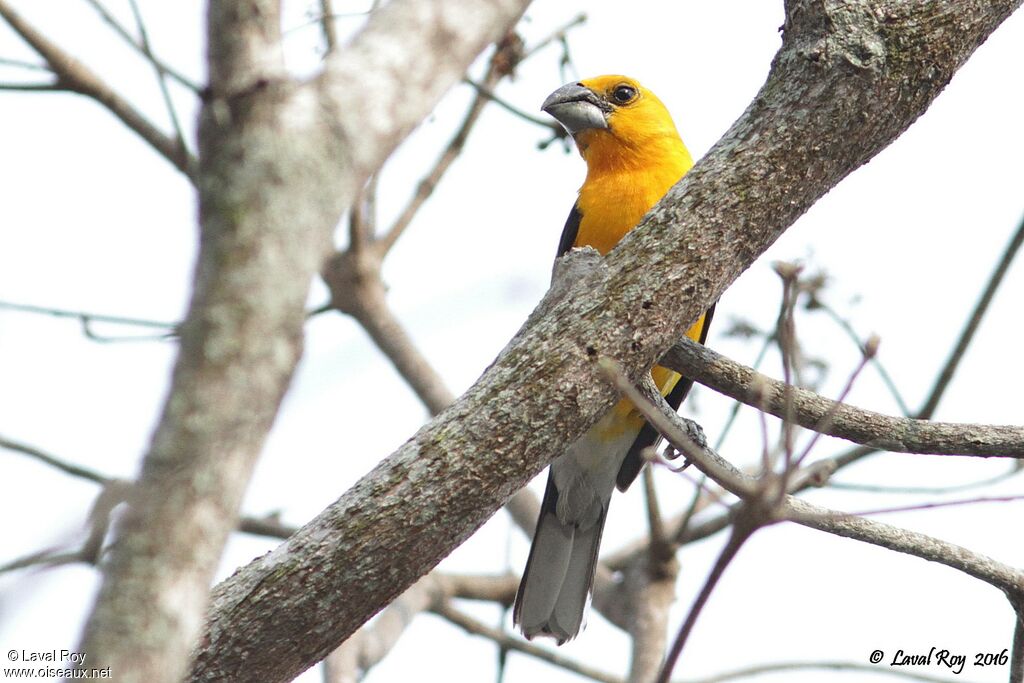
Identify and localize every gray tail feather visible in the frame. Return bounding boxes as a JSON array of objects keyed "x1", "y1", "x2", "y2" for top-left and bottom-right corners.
[{"x1": 513, "y1": 476, "x2": 608, "y2": 643}]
